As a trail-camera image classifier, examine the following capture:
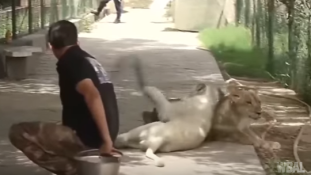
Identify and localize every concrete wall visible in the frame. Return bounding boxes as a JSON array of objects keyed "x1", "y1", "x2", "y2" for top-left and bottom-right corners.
[
  {"x1": 120, "y1": 0, "x2": 236, "y2": 31},
  {"x1": 174, "y1": 0, "x2": 236, "y2": 31}
]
